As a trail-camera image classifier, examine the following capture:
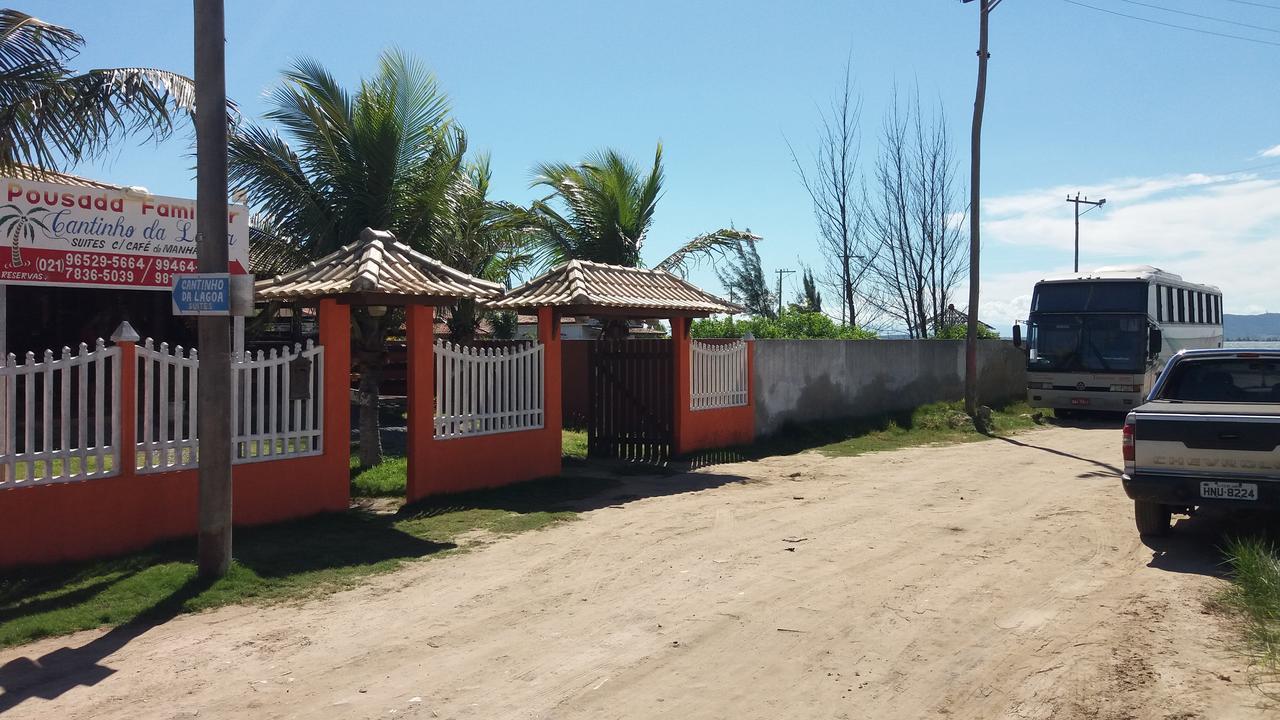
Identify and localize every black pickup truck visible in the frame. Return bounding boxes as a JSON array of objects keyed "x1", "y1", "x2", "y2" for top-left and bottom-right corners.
[{"x1": 1122, "y1": 349, "x2": 1280, "y2": 536}]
